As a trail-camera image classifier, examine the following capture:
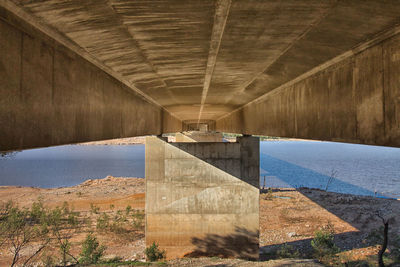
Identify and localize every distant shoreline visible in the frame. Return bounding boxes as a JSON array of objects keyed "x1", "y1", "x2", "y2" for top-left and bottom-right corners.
[
  {"x1": 1, "y1": 176, "x2": 398, "y2": 201},
  {"x1": 2, "y1": 177, "x2": 397, "y2": 200},
  {"x1": 78, "y1": 136, "x2": 147, "y2": 145},
  {"x1": 77, "y1": 135, "x2": 315, "y2": 146}
]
